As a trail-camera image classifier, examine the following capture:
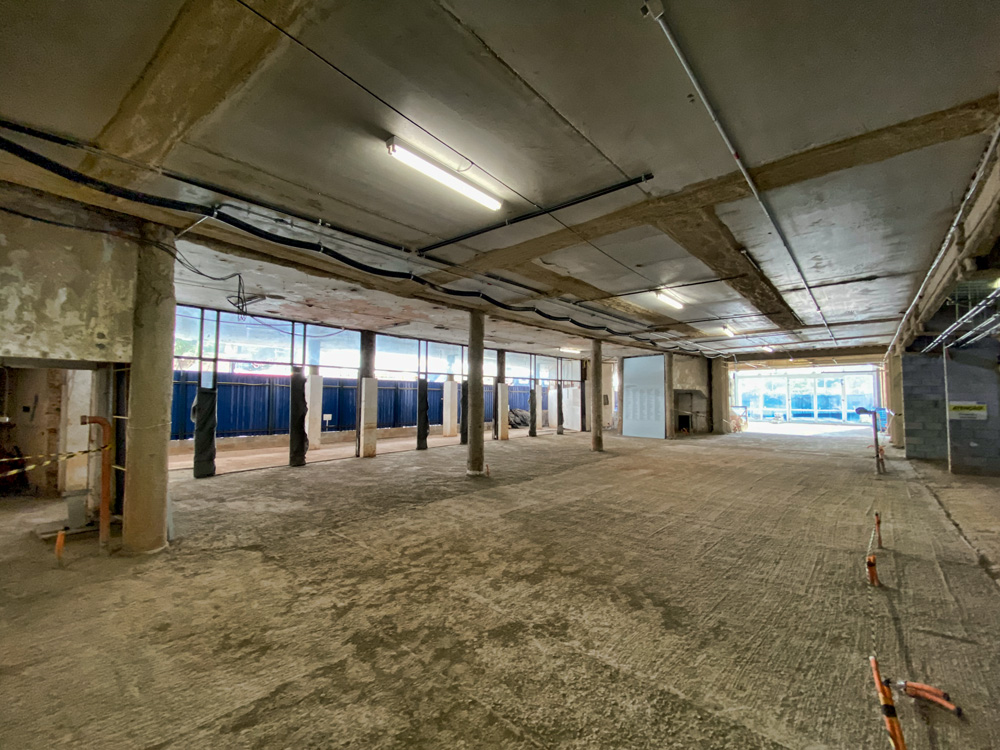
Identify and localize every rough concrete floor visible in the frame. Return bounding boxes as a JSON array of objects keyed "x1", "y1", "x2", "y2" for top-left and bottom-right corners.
[{"x1": 1, "y1": 430, "x2": 998, "y2": 748}]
